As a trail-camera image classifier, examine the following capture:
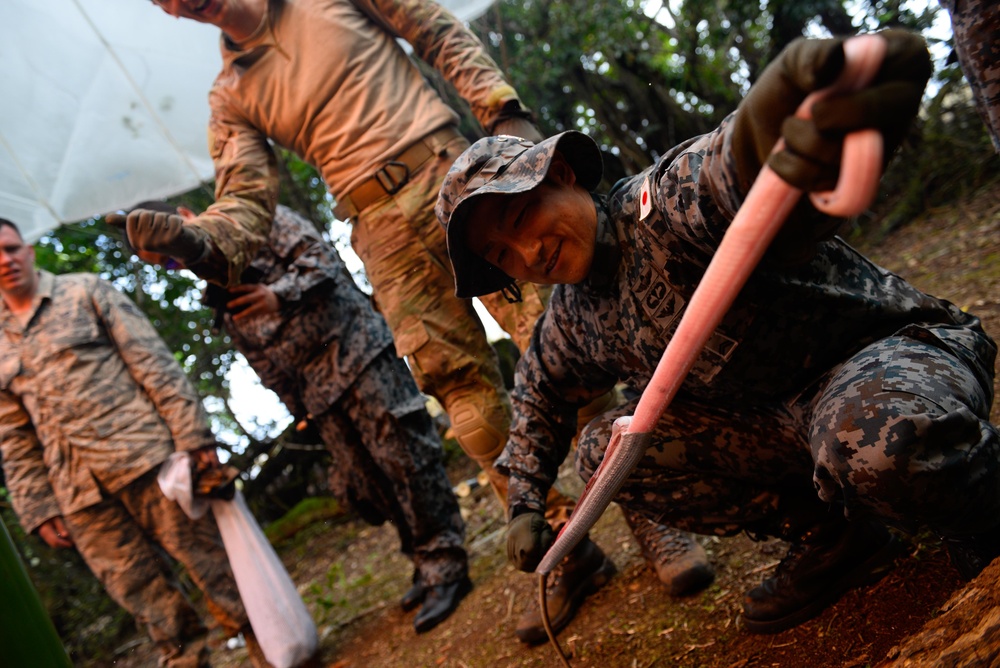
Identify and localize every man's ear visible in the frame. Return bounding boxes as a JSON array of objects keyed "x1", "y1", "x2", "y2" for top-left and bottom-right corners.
[
  {"x1": 545, "y1": 152, "x2": 578, "y2": 187},
  {"x1": 177, "y1": 206, "x2": 197, "y2": 221}
]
